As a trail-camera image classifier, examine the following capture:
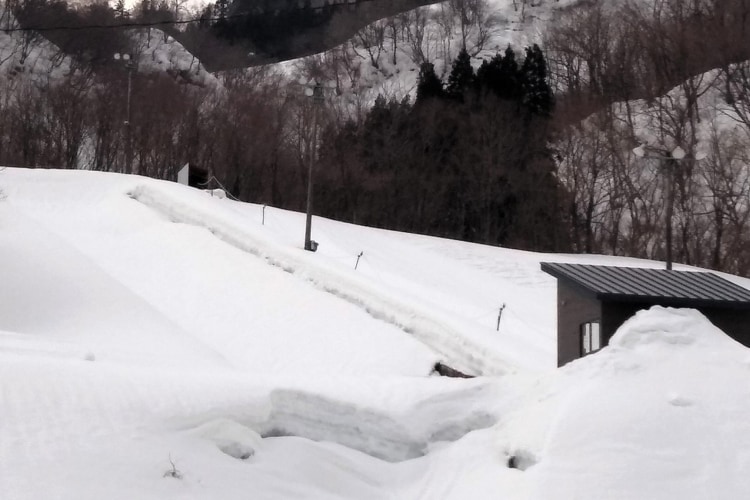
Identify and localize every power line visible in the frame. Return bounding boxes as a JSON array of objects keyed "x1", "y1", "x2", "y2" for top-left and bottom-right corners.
[
  {"x1": 2, "y1": 14, "x2": 244, "y2": 33},
  {"x1": 2, "y1": 0, "x2": 389, "y2": 34}
]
